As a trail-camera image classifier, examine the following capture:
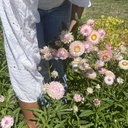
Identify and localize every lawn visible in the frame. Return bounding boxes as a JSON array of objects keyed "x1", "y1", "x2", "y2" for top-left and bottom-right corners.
[
  {"x1": 84, "y1": 0, "x2": 128, "y2": 19},
  {"x1": 0, "y1": 1, "x2": 128, "y2": 128}
]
